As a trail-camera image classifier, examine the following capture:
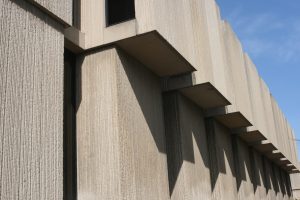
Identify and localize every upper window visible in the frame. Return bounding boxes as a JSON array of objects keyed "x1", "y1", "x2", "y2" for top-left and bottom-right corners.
[{"x1": 106, "y1": 0, "x2": 135, "y2": 26}]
